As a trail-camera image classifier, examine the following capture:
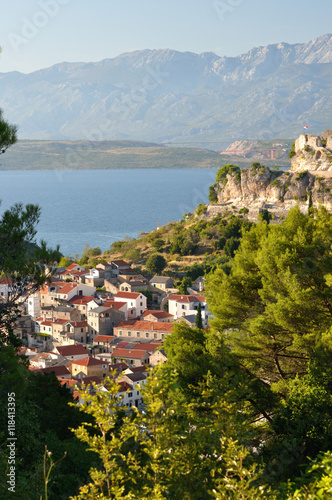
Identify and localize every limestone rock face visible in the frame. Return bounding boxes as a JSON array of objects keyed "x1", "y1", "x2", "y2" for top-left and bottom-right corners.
[
  {"x1": 291, "y1": 131, "x2": 332, "y2": 172},
  {"x1": 210, "y1": 165, "x2": 332, "y2": 222}
]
